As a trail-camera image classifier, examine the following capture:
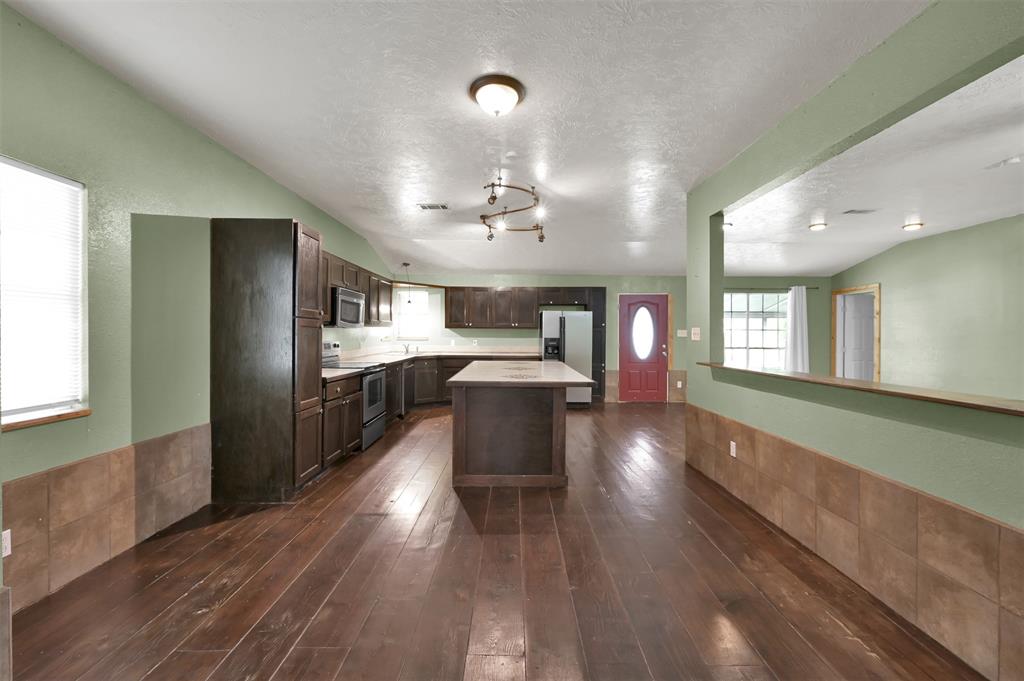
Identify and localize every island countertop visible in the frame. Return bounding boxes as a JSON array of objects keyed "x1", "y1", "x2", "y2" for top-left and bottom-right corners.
[{"x1": 448, "y1": 360, "x2": 594, "y2": 388}]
